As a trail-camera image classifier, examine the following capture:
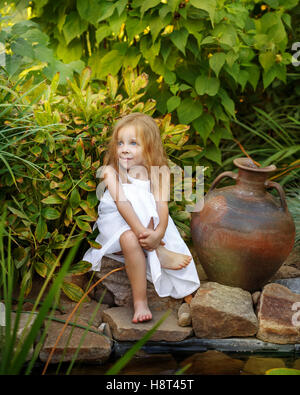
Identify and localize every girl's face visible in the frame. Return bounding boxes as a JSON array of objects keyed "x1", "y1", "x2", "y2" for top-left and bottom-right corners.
[{"x1": 117, "y1": 124, "x2": 145, "y2": 170}]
